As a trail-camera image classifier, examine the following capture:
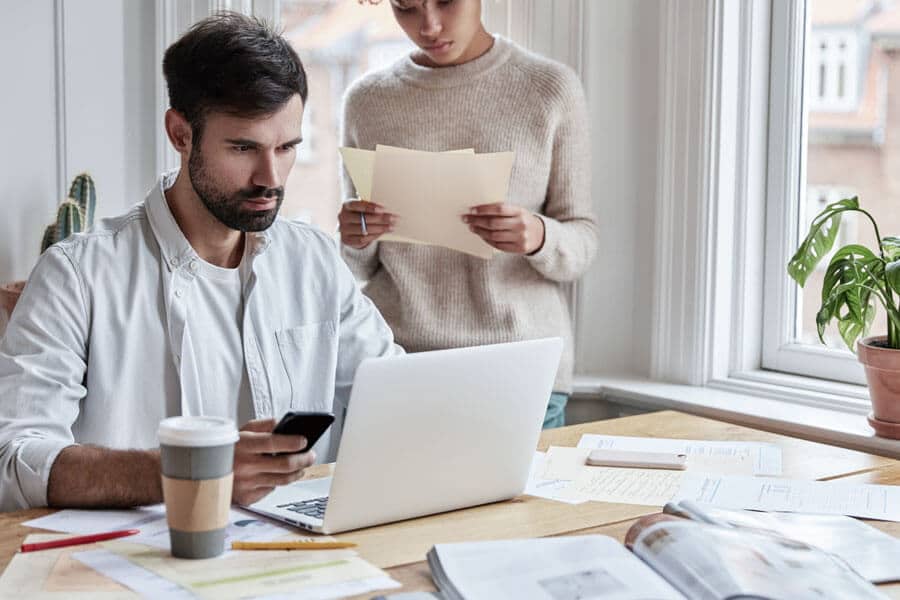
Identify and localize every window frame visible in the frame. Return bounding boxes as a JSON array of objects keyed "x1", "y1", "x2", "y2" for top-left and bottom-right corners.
[
  {"x1": 647, "y1": 0, "x2": 872, "y2": 417},
  {"x1": 760, "y1": 0, "x2": 868, "y2": 386}
]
